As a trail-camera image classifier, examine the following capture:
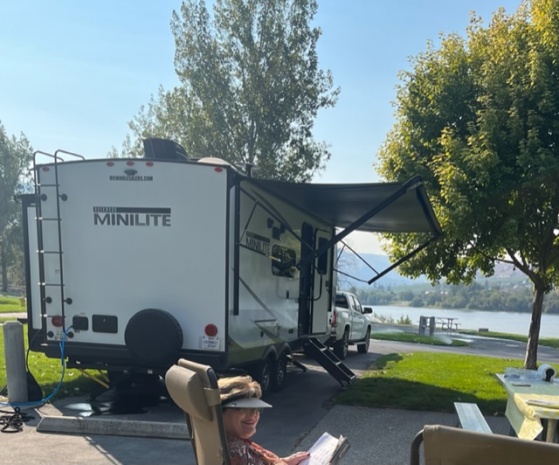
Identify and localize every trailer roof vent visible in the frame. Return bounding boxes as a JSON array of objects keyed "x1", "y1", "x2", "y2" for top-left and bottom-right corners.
[{"x1": 143, "y1": 138, "x2": 188, "y2": 161}]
